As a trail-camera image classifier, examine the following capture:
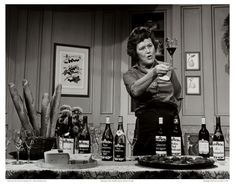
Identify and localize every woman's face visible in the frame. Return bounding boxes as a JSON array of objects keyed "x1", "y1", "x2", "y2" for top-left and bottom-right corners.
[{"x1": 136, "y1": 38, "x2": 156, "y2": 67}]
